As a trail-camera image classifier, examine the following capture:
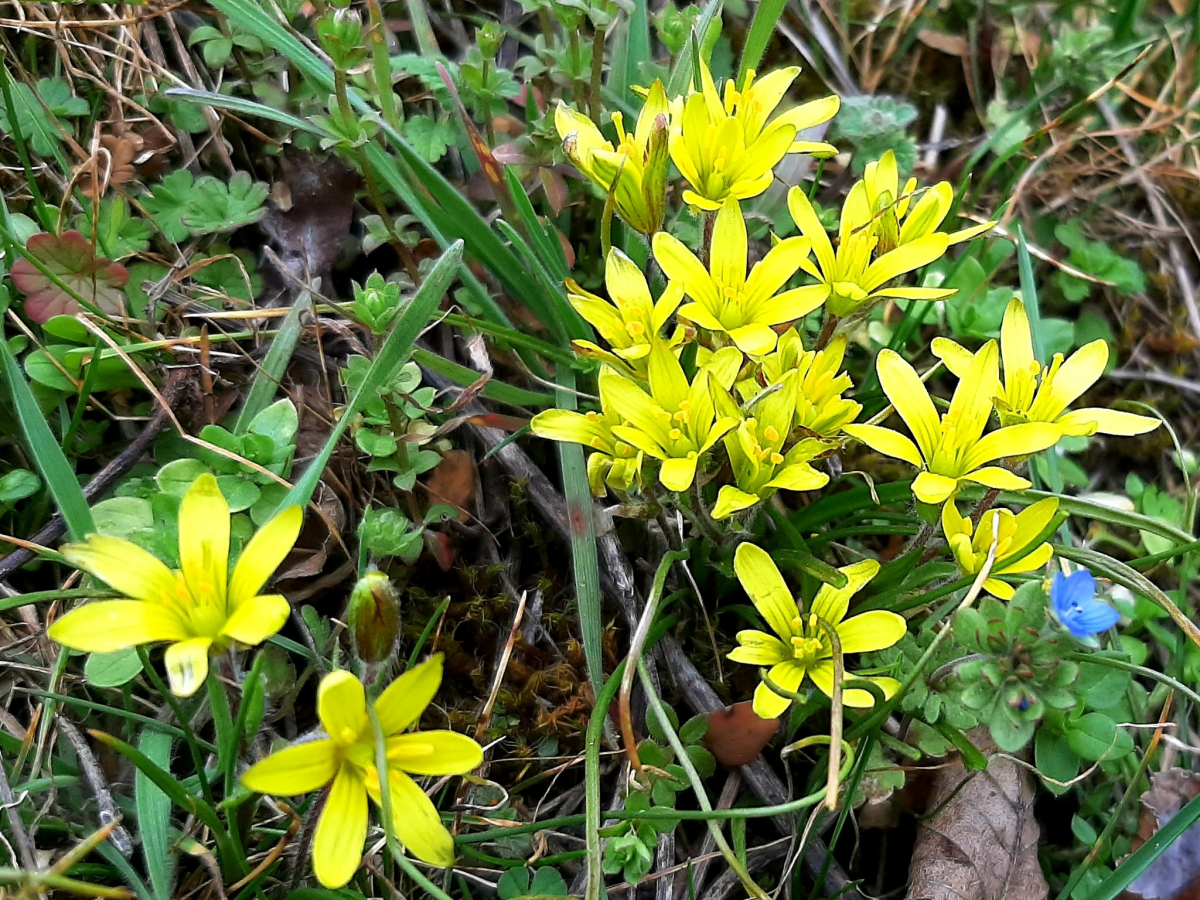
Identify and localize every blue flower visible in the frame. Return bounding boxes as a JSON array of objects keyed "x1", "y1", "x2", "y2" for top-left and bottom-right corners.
[{"x1": 1050, "y1": 569, "x2": 1119, "y2": 639}]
